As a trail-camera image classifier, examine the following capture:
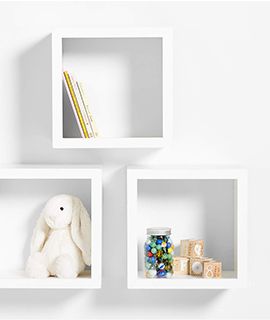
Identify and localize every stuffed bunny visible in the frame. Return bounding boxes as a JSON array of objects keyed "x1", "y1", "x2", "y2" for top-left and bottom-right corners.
[{"x1": 26, "y1": 194, "x2": 91, "y2": 279}]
